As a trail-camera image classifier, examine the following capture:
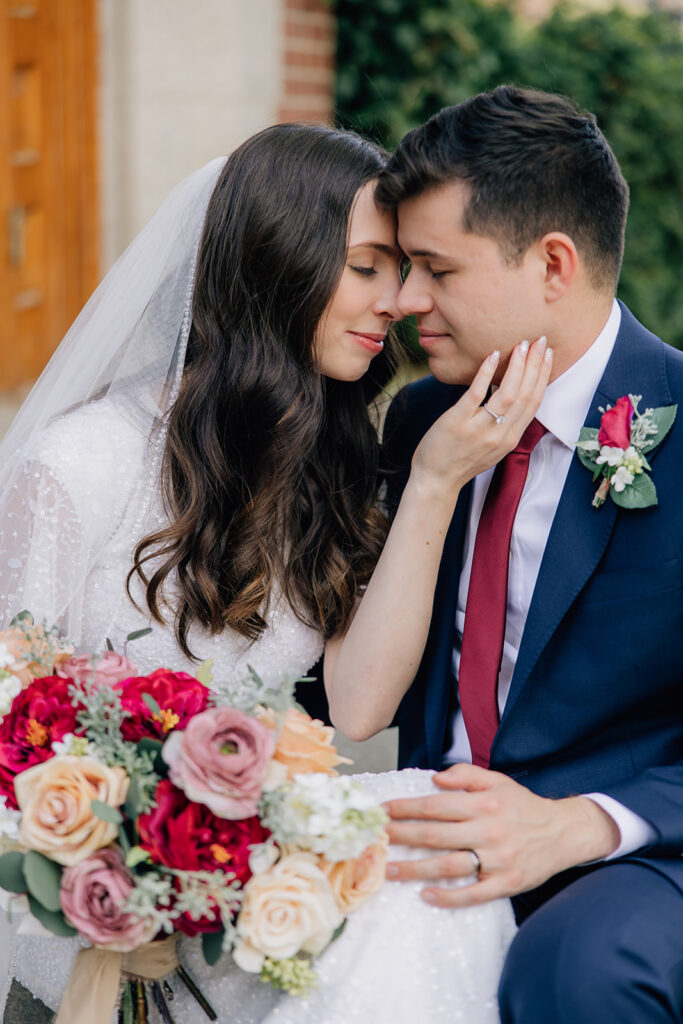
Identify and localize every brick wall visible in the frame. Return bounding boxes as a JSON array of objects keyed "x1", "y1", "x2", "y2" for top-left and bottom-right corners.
[{"x1": 278, "y1": 0, "x2": 335, "y2": 124}]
